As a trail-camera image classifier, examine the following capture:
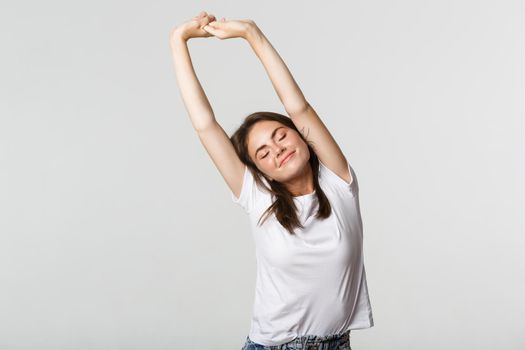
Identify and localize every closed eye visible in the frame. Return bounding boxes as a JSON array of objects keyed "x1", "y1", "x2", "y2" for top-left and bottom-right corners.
[{"x1": 260, "y1": 132, "x2": 286, "y2": 159}]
